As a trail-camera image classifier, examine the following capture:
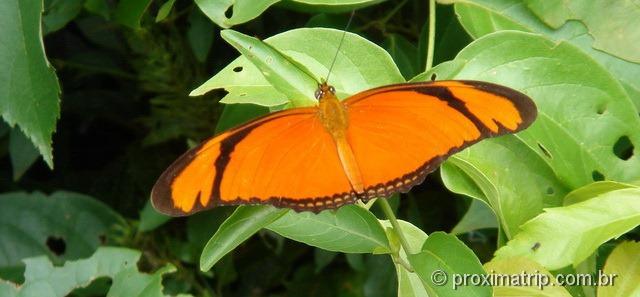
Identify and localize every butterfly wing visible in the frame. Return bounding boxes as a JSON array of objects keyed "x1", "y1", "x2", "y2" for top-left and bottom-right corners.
[
  {"x1": 151, "y1": 107, "x2": 358, "y2": 216},
  {"x1": 344, "y1": 80, "x2": 537, "y2": 199}
]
